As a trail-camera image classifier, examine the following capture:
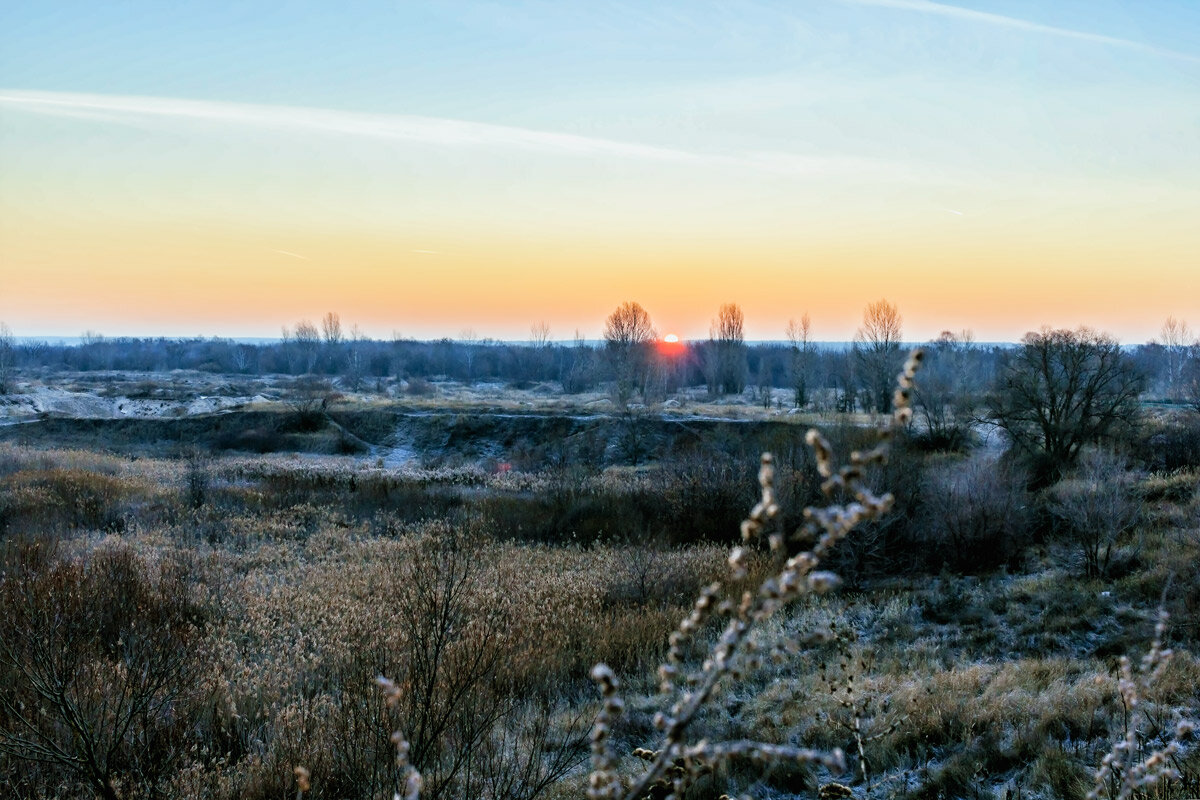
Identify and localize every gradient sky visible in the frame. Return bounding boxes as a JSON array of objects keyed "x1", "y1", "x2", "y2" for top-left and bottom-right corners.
[{"x1": 1, "y1": 1, "x2": 1198, "y2": 342}]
